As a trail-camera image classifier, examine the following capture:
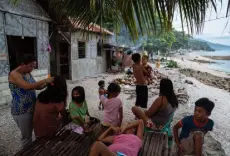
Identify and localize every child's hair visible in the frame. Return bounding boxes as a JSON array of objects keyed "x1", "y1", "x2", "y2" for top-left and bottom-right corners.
[
  {"x1": 160, "y1": 78, "x2": 178, "y2": 108},
  {"x1": 71, "y1": 86, "x2": 85, "y2": 103},
  {"x1": 132, "y1": 53, "x2": 141, "y2": 63},
  {"x1": 195, "y1": 98, "x2": 215, "y2": 115},
  {"x1": 107, "y1": 82, "x2": 121, "y2": 94},
  {"x1": 142, "y1": 55, "x2": 149, "y2": 60},
  {"x1": 37, "y1": 76, "x2": 67, "y2": 104},
  {"x1": 98, "y1": 80, "x2": 105, "y2": 87}
]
